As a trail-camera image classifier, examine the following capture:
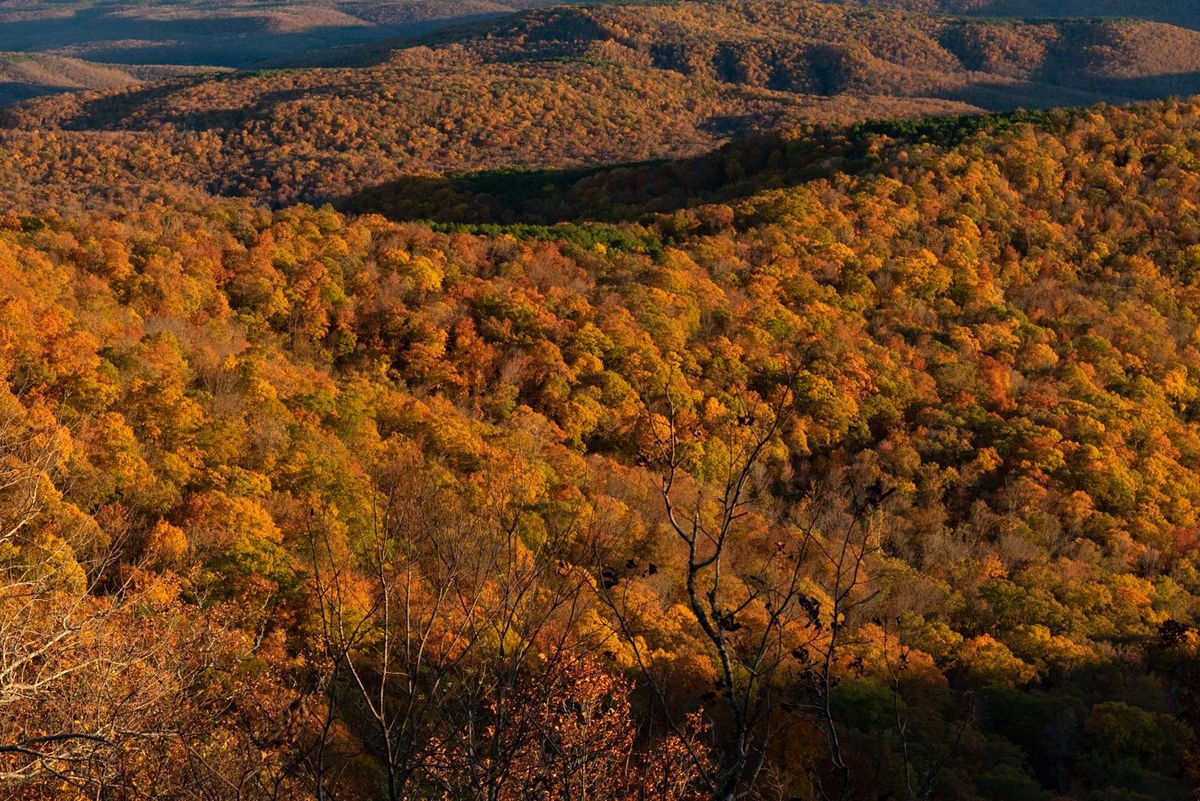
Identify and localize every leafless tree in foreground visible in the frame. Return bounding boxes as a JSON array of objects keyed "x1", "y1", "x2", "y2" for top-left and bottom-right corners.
[
  {"x1": 594, "y1": 382, "x2": 919, "y2": 801},
  {"x1": 304, "y1": 440, "x2": 593, "y2": 801}
]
